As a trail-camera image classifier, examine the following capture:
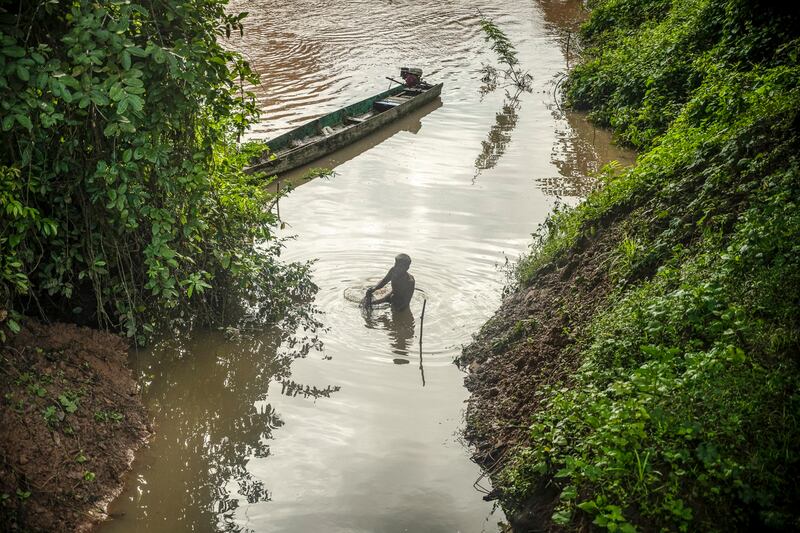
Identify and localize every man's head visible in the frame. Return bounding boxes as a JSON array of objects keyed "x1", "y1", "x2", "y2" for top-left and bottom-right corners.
[{"x1": 394, "y1": 253, "x2": 412, "y2": 273}]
